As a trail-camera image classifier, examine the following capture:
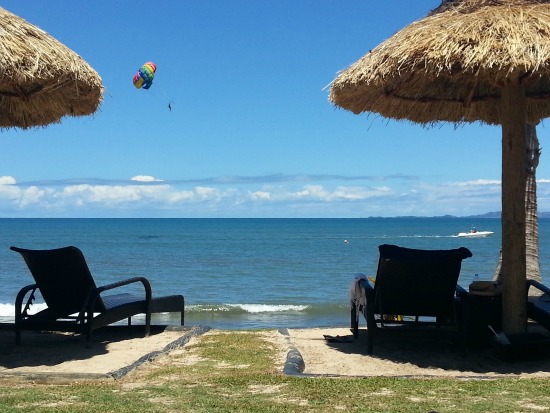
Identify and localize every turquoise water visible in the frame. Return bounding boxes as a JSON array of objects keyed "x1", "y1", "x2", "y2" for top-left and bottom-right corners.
[{"x1": 0, "y1": 218, "x2": 546, "y2": 329}]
